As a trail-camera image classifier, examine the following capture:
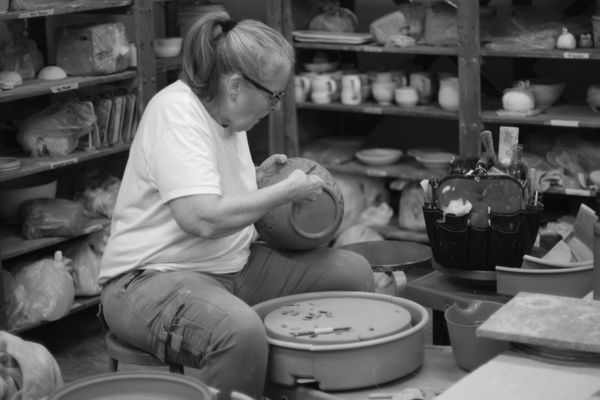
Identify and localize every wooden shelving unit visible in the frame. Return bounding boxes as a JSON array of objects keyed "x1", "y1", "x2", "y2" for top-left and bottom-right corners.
[
  {"x1": 0, "y1": 0, "x2": 155, "y2": 333},
  {"x1": 0, "y1": 71, "x2": 137, "y2": 102},
  {"x1": 294, "y1": 42, "x2": 458, "y2": 56},
  {"x1": 0, "y1": 0, "x2": 132, "y2": 20},
  {"x1": 298, "y1": 101, "x2": 458, "y2": 120},
  {"x1": 0, "y1": 218, "x2": 110, "y2": 261},
  {"x1": 155, "y1": 56, "x2": 182, "y2": 73}
]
